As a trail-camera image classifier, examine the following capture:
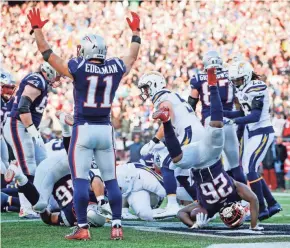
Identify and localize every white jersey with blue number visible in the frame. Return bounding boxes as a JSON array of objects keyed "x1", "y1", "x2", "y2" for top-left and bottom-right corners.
[
  {"x1": 45, "y1": 139, "x2": 67, "y2": 158},
  {"x1": 153, "y1": 89, "x2": 205, "y2": 141},
  {"x1": 236, "y1": 80, "x2": 272, "y2": 131}
]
